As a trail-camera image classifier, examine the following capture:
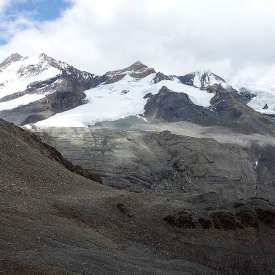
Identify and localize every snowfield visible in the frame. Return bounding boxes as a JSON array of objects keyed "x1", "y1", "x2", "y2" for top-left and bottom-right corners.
[
  {"x1": 0, "y1": 54, "x2": 61, "y2": 111},
  {"x1": 0, "y1": 94, "x2": 46, "y2": 111},
  {"x1": 247, "y1": 89, "x2": 275, "y2": 115},
  {"x1": 231, "y1": 67, "x2": 275, "y2": 115},
  {"x1": 35, "y1": 73, "x2": 215, "y2": 128}
]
